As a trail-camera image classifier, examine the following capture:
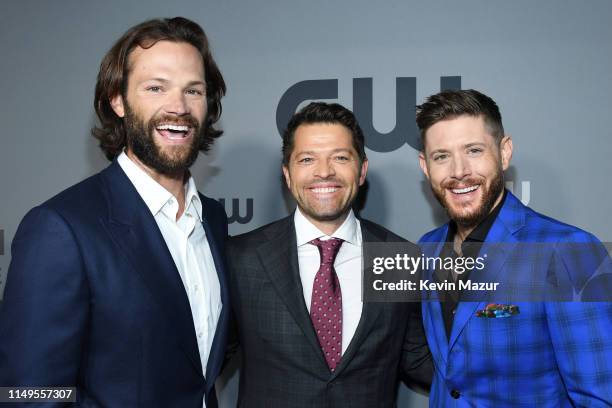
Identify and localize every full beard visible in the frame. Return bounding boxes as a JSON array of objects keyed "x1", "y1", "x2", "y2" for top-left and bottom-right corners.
[
  {"x1": 432, "y1": 167, "x2": 505, "y2": 228},
  {"x1": 124, "y1": 104, "x2": 202, "y2": 175}
]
